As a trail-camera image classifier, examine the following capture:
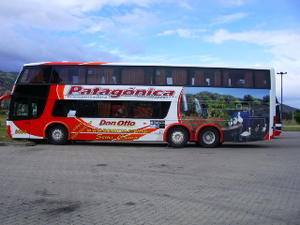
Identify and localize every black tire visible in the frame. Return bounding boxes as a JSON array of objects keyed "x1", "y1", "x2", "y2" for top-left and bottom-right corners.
[
  {"x1": 198, "y1": 127, "x2": 220, "y2": 148},
  {"x1": 167, "y1": 127, "x2": 188, "y2": 148},
  {"x1": 47, "y1": 125, "x2": 68, "y2": 145}
]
